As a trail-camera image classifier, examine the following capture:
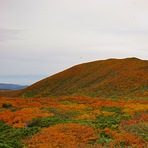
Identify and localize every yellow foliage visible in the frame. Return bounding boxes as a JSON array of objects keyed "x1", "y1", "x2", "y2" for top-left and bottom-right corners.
[
  {"x1": 101, "y1": 111, "x2": 115, "y2": 116},
  {"x1": 56, "y1": 103, "x2": 87, "y2": 112},
  {"x1": 76, "y1": 113, "x2": 96, "y2": 120},
  {"x1": 92, "y1": 110, "x2": 101, "y2": 116},
  {"x1": 123, "y1": 103, "x2": 148, "y2": 115}
]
